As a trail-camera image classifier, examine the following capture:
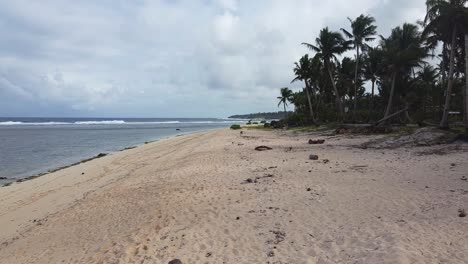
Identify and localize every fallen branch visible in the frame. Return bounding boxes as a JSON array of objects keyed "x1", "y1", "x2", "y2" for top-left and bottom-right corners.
[{"x1": 374, "y1": 108, "x2": 408, "y2": 126}]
